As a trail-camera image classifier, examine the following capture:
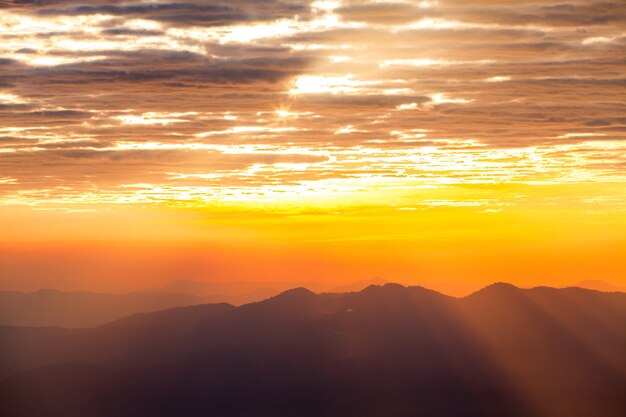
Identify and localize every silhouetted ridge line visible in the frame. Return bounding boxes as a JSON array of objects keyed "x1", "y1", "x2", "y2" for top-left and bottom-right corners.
[
  {"x1": 257, "y1": 286, "x2": 317, "y2": 306},
  {"x1": 101, "y1": 302, "x2": 235, "y2": 328},
  {"x1": 1, "y1": 283, "x2": 625, "y2": 417},
  {"x1": 274, "y1": 286, "x2": 316, "y2": 298}
]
